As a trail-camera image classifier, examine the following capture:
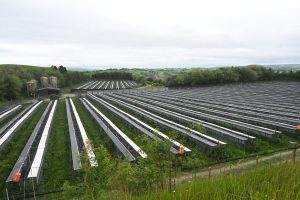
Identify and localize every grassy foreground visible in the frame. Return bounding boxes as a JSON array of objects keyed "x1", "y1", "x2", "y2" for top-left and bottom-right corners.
[
  {"x1": 30, "y1": 159, "x2": 300, "y2": 199},
  {"x1": 123, "y1": 162, "x2": 300, "y2": 200}
]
